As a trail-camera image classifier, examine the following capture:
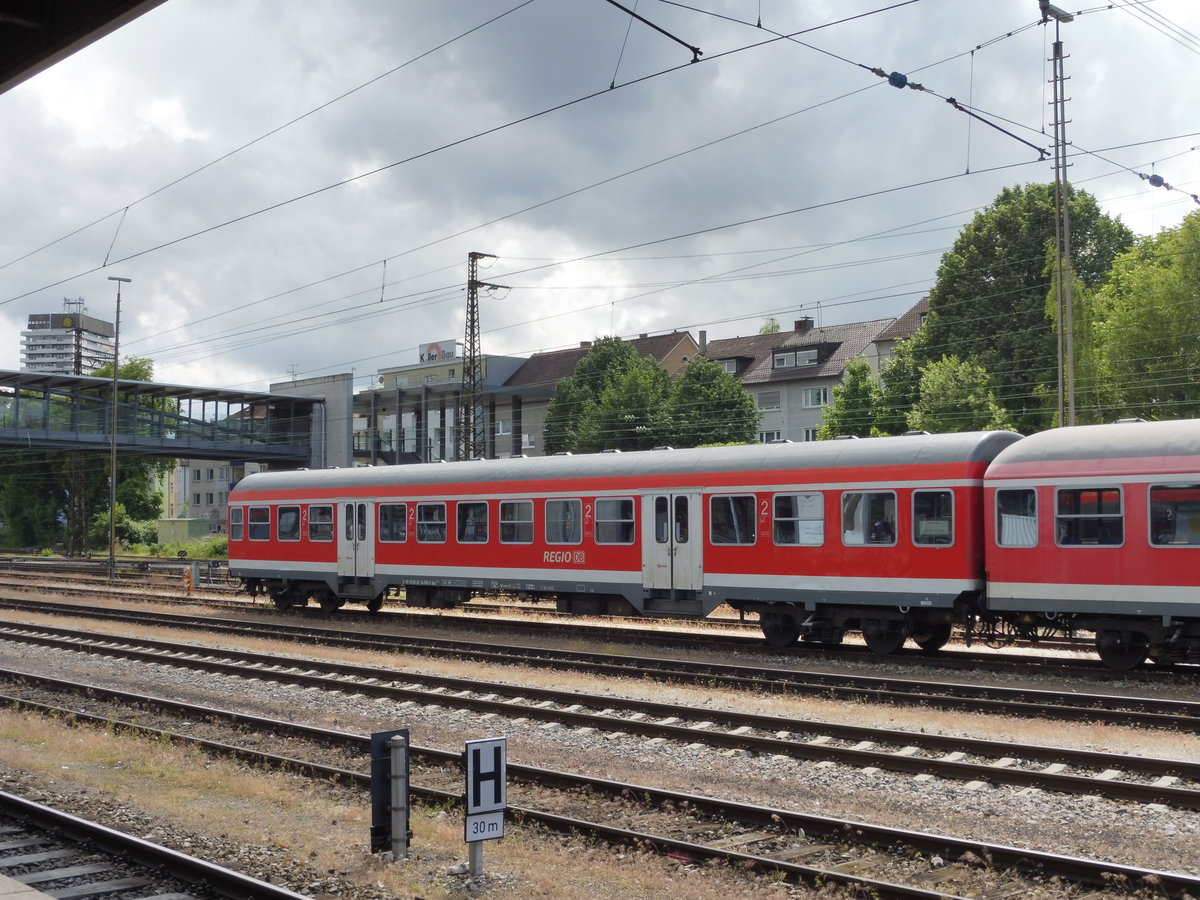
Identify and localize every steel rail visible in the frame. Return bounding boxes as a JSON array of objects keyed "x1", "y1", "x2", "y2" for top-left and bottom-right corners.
[
  {"x1": 4, "y1": 681, "x2": 1197, "y2": 899},
  {"x1": 0, "y1": 790, "x2": 311, "y2": 900},
  {"x1": 2, "y1": 630, "x2": 1199, "y2": 811},
  {"x1": 0, "y1": 603, "x2": 1195, "y2": 729}
]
